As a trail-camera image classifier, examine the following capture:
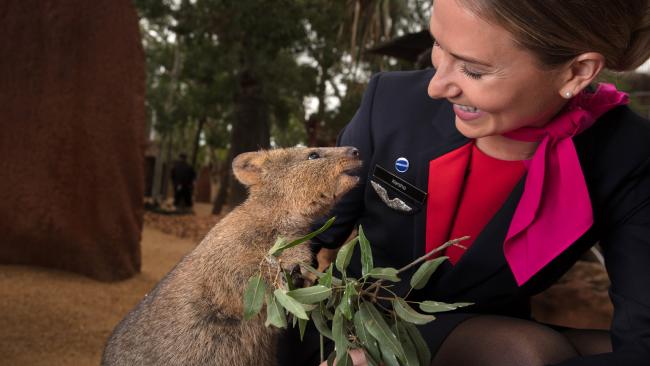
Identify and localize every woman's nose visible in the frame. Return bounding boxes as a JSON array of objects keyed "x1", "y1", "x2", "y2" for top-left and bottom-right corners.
[{"x1": 427, "y1": 54, "x2": 461, "y2": 99}]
